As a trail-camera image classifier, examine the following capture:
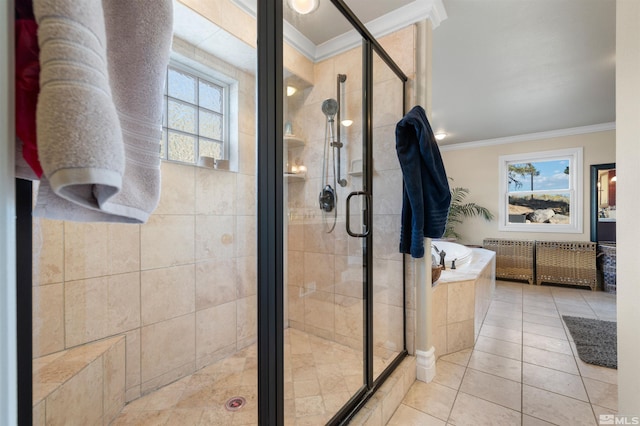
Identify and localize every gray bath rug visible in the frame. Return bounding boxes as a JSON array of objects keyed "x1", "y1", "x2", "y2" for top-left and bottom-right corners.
[{"x1": 562, "y1": 315, "x2": 617, "y2": 369}]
